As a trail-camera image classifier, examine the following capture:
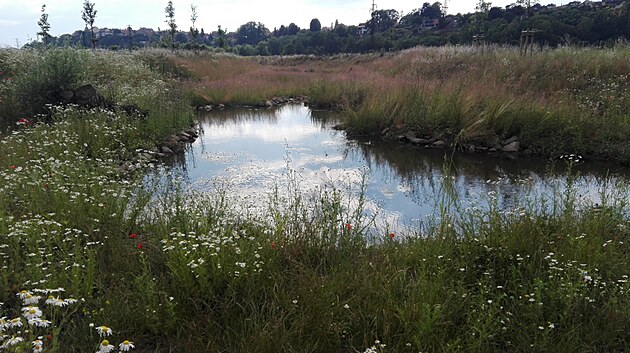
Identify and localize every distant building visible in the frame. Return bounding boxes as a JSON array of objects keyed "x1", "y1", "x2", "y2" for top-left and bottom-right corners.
[
  {"x1": 422, "y1": 19, "x2": 440, "y2": 30},
  {"x1": 357, "y1": 23, "x2": 370, "y2": 36}
]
